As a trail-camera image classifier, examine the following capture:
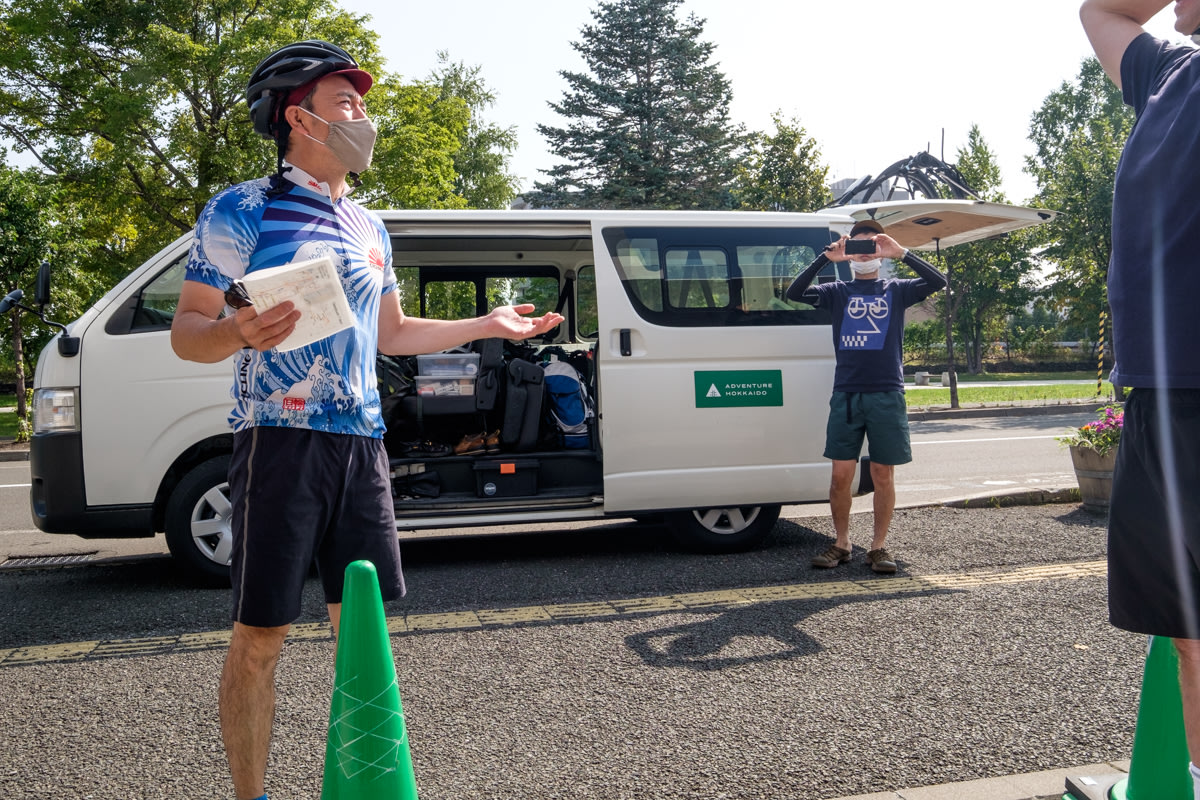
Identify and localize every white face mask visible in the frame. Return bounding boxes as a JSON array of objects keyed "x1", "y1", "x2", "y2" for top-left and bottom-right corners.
[
  {"x1": 851, "y1": 259, "x2": 882, "y2": 276},
  {"x1": 296, "y1": 106, "x2": 378, "y2": 174}
]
